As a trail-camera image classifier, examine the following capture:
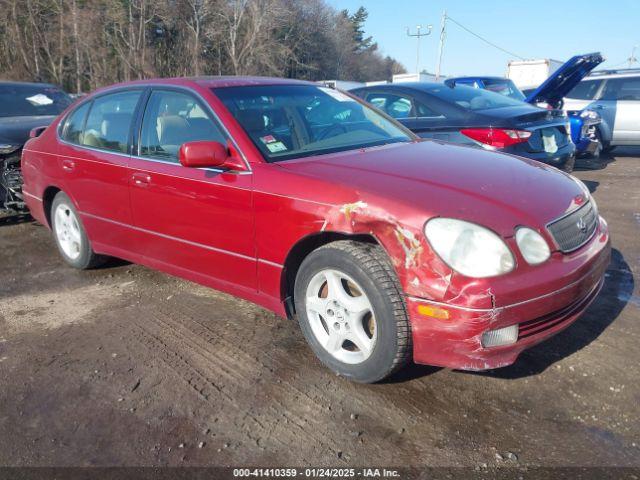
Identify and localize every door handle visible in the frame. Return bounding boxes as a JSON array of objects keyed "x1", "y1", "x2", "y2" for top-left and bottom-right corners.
[
  {"x1": 592, "y1": 104, "x2": 605, "y2": 110},
  {"x1": 61, "y1": 159, "x2": 76, "y2": 172},
  {"x1": 131, "y1": 172, "x2": 151, "y2": 187}
]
